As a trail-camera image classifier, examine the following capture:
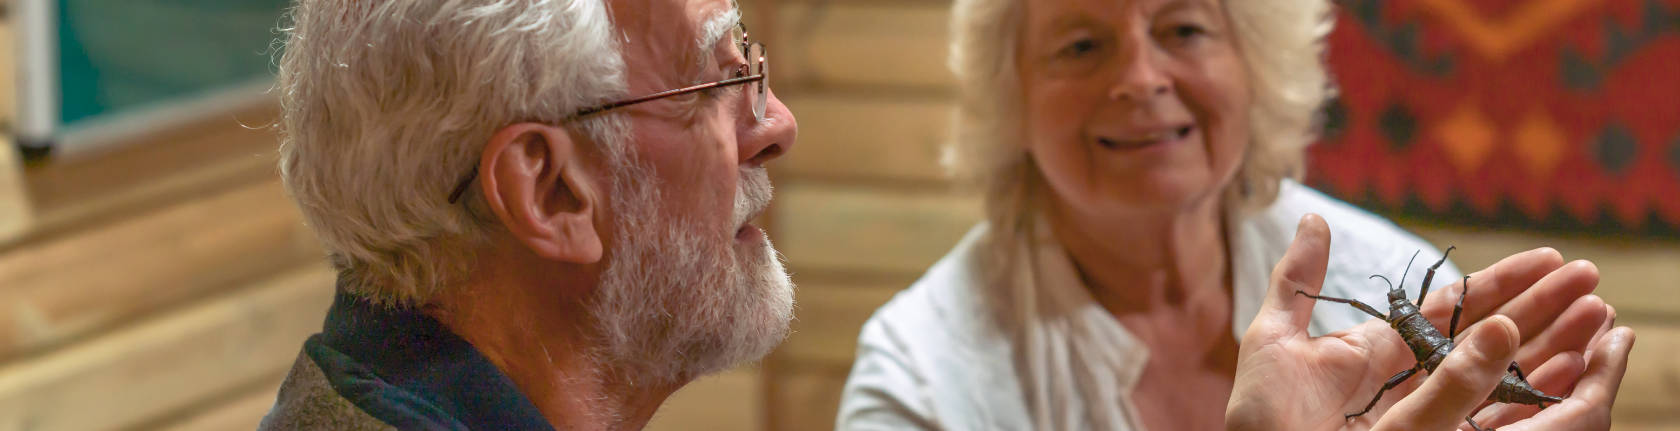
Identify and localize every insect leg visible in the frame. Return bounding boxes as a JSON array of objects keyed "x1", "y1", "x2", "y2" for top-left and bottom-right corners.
[
  {"x1": 1449, "y1": 275, "x2": 1470, "y2": 339},
  {"x1": 1296, "y1": 291, "x2": 1385, "y2": 319},
  {"x1": 1345, "y1": 366, "x2": 1421, "y2": 420},
  {"x1": 1502, "y1": 361, "x2": 1553, "y2": 408},
  {"x1": 1465, "y1": 416, "x2": 1490, "y2": 431},
  {"x1": 1417, "y1": 246, "x2": 1456, "y2": 305}
]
